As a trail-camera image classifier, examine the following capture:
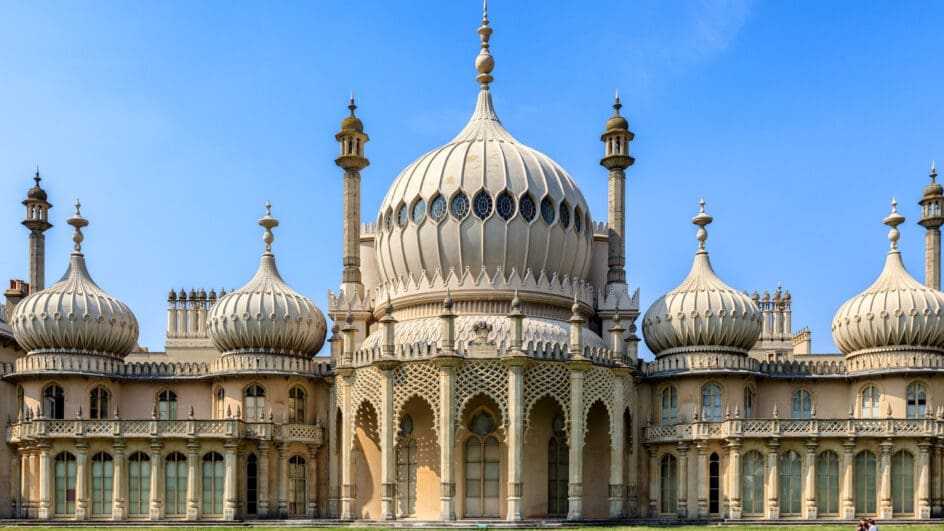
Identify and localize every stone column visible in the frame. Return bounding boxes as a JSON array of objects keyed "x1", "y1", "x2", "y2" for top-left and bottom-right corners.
[
  {"x1": 307, "y1": 446, "x2": 319, "y2": 518},
  {"x1": 38, "y1": 444, "x2": 51, "y2": 520},
  {"x1": 879, "y1": 439, "x2": 893, "y2": 519},
  {"x1": 933, "y1": 443, "x2": 943, "y2": 517},
  {"x1": 223, "y1": 442, "x2": 237, "y2": 520},
  {"x1": 435, "y1": 357, "x2": 460, "y2": 520},
  {"x1": 841, "y1": 439, "x2": 855, "y2": 519},
  {"x1": 504, "y1": 358, "x2": 527, "y2": 521},
  {"x1": 186, "y1": 441, "x2": 199, "y2": 520},
  {"x1": 257, "y1": 442, "x2": 270, "y2": 518},
  {"x1": 677, "y1": 443, "x2": 689, "y2": 518},
  {"x1": 765, "y1": 440, "x2": 779, "y2": 519},
  {"x1": 326, "y1": 378, "x2": 339, "y2": 518},
  {"x1": 567, "y1": 360, "x2": 590, "y2": 520},
  {"x1": 149, "y1": 442, "x2": 162, "y2": 520},
  {"x1": 376, "y1": 361, "x2": 398, "y2": 520},
  {"x1": 338, "y1": 370, "x2": 356, "y2": 520},
  {"x1": 728, "y1": 440, "x2": 742, "y2": 520},
  {"x1": 11, "y1": 451, "x2": 20, "y2": 519},
  {"x1": 918, "y1": 440, "x2": 931, "y2": 519},
  {"x1": 647, "y1": 446, "x2": 659, "y2": 517},
  {"x1": 696, "y1": 442, "x2": 708, "y2": 519},
  {"x1": 112, "y1": 441, "x2": 126, "y2": 520},
  {"x1": 609, "y1": 369, "x2": 627, "y2": 518},
  {"x1": 19, "y1": 450, "x2": 29, "y2": 518},
  {"x1": 803, "y1": 440, "x2": 817, "y2": 519},
  {"x1": 278, "y1": 444, "x2": 289, "y2": 518},
  {"x1": 30, "y1": 449, "x2": 39, "y2": 518},
  {"x1": 75, "y1": 441, "x2": 89, "y2": 520}
]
